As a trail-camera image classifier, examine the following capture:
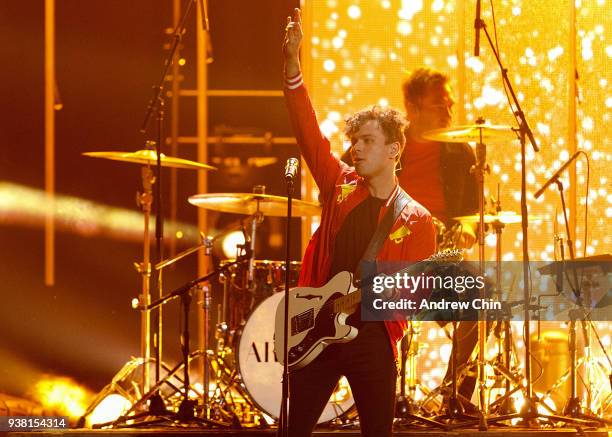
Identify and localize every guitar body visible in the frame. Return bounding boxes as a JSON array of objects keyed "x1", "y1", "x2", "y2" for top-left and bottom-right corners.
[
  {"x1": 274, "y1": 271, "x2": 358, "y2": 370},
  {"x1": 274, "y1": 250, "x2": 463, "y2": 370}
]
